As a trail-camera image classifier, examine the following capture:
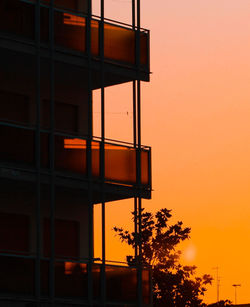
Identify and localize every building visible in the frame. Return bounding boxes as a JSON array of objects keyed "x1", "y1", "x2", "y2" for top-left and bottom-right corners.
[{"x1": 0, "y1": 0, "x2": 151, "y2": 306}]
